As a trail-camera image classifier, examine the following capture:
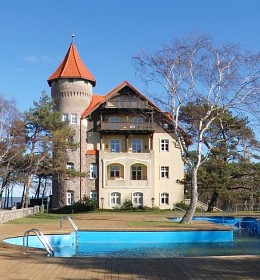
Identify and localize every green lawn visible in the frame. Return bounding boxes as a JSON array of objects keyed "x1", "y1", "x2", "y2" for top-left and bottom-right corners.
[{"x1": 6, "y1": 213, "x2": 74, "y2": 224}]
